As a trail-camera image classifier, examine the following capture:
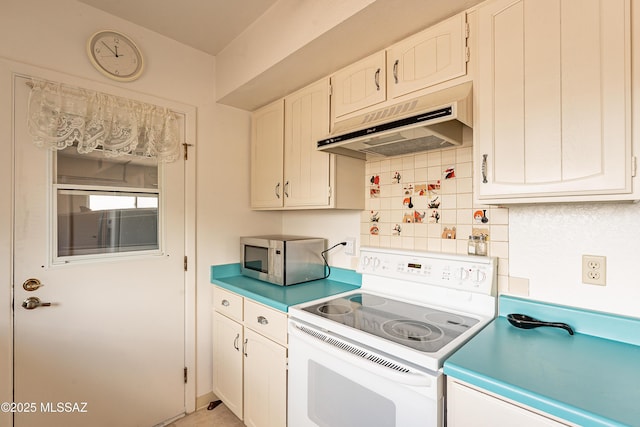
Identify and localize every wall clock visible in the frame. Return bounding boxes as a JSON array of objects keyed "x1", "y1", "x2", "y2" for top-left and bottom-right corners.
[{"x1": 87, "y1": 30, "x2": 144, "y2": 82}]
